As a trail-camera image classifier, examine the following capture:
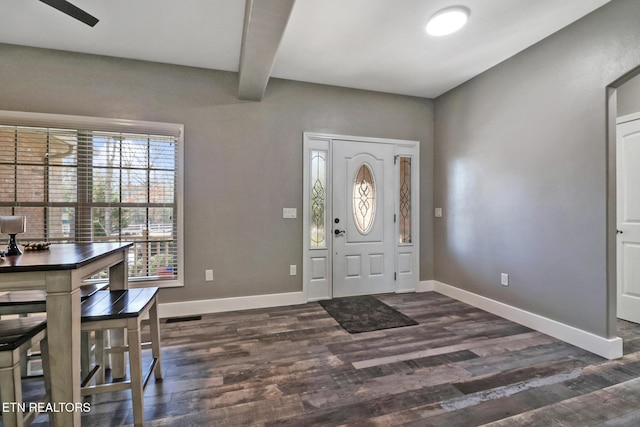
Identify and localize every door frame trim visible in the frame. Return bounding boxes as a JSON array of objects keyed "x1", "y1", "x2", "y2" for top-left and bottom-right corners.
[
  {"x1": 606, "y1": 67, "x2": 640, "y2": 340},
  {"x1": 302, "y1": 132, "x2": 420, "y2": 301},
  {"x1": 614, "y1": 115, "x2": 640, "y2": 323}
]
